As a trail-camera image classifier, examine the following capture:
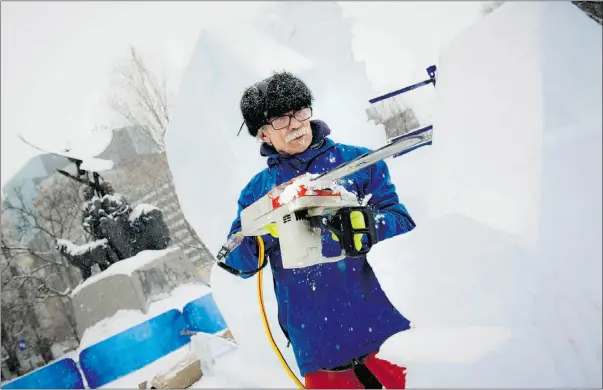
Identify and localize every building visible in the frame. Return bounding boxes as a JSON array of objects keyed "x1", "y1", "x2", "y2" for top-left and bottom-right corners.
[{"x1": 32, "y1": 125, "x2": 215, "y2": 276}]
